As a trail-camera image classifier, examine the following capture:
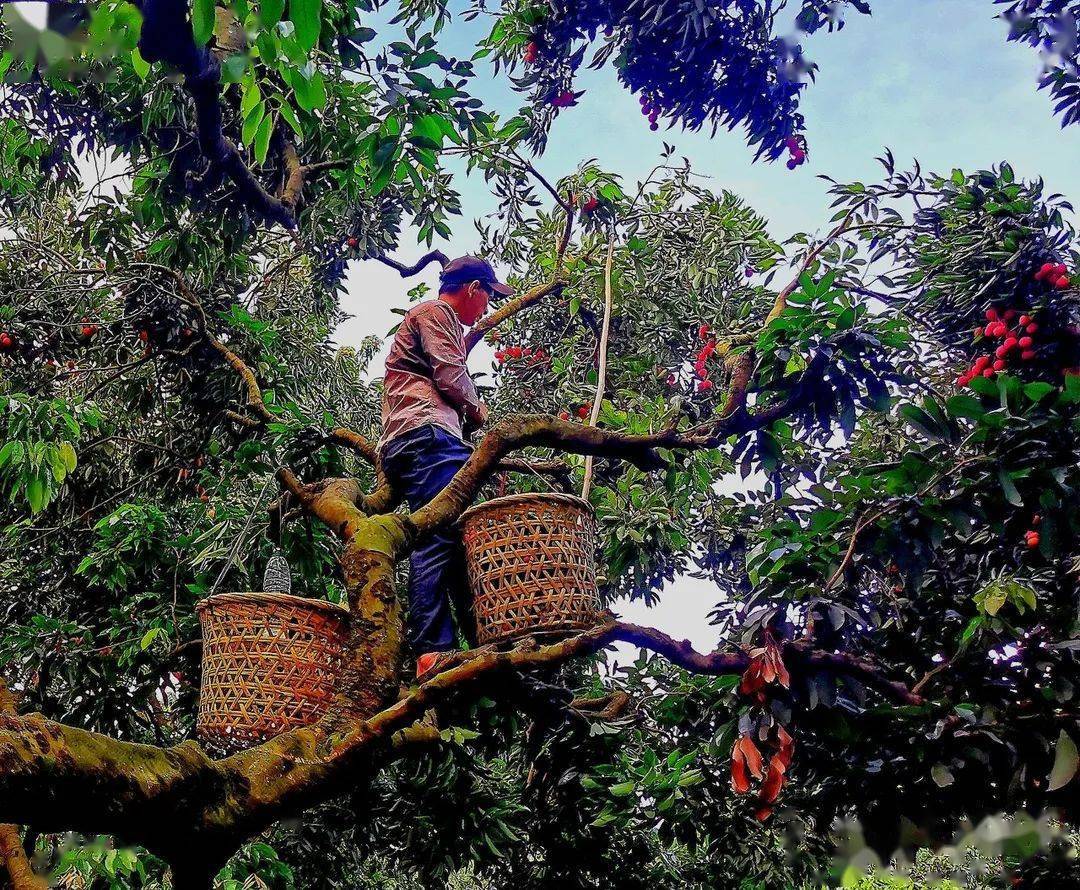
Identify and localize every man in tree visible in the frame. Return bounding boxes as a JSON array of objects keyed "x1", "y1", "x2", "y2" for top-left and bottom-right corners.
[{"x1": 379, "y1": 256, "x2": 513, "y2": 680}]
